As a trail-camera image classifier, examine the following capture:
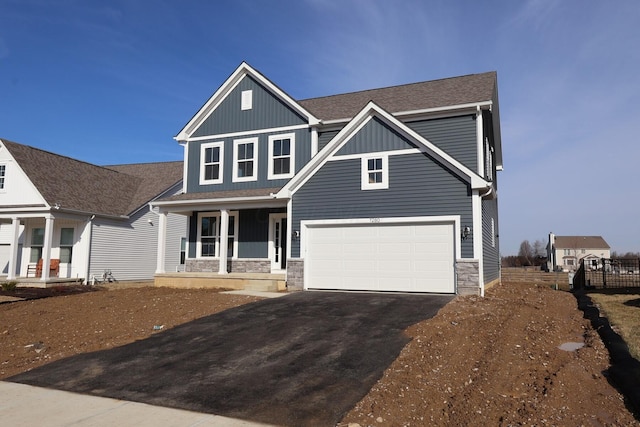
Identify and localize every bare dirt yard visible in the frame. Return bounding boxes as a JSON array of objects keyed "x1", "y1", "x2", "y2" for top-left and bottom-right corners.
[{"x1": 1, "y1": 282, "x2": 639, "y2": 426}]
